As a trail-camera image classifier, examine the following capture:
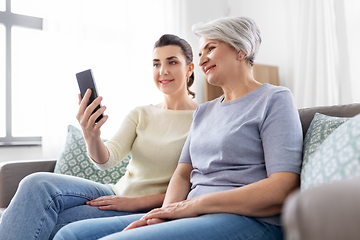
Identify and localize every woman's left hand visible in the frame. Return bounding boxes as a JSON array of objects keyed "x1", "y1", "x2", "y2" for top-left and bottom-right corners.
[
  {"x1": 123, "y1": 218, "x2": 165, "y2": 231},
  {"x1": 86, "y1": 195, "x2": 140, "y2": 212},
  {"x1": 124, "y1": 199, "x2": 200, "y2": 231},
  {"x1": 145, "y1": 199, "x2": 199, "y2": 220}
]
